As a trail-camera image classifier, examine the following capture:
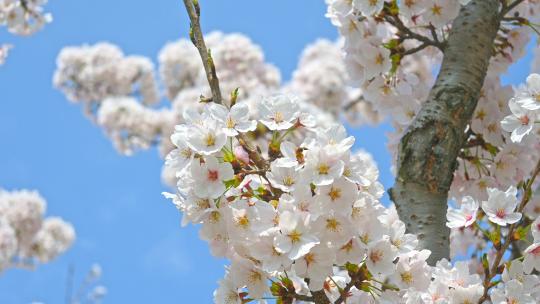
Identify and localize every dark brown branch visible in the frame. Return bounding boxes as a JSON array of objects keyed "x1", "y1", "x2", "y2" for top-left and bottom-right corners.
[
  {"x1": 501, "y1": 0, "x2": 527, "y2": 16},
  {"x1": 182, "y1": 0, "x2": 223, "y2": 105},
  {"x1": 383, "y1": 10, "x2": 445, "y2": 51}
]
